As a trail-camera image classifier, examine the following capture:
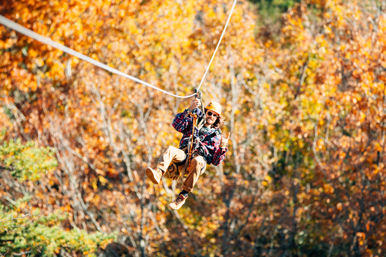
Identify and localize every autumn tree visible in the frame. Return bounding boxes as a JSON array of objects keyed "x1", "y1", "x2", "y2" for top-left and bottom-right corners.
[{"x1": 0, "y1": 0, "x2": 384, "y2": 256}]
